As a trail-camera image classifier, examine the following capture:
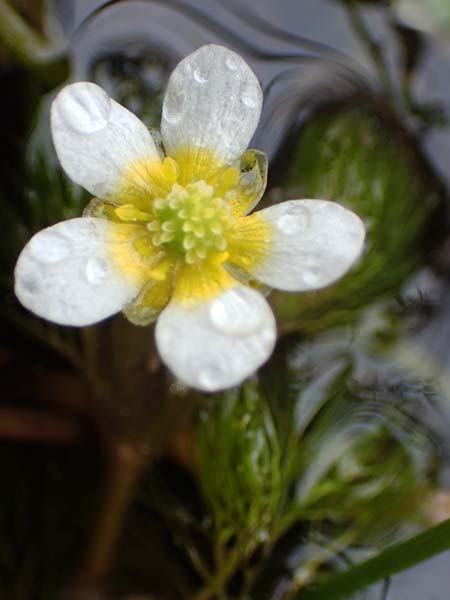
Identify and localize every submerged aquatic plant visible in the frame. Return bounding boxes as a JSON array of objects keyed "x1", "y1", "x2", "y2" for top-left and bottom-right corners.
[{"x1": 14, "y1": 44, "x2": 365, "y2": 391}]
